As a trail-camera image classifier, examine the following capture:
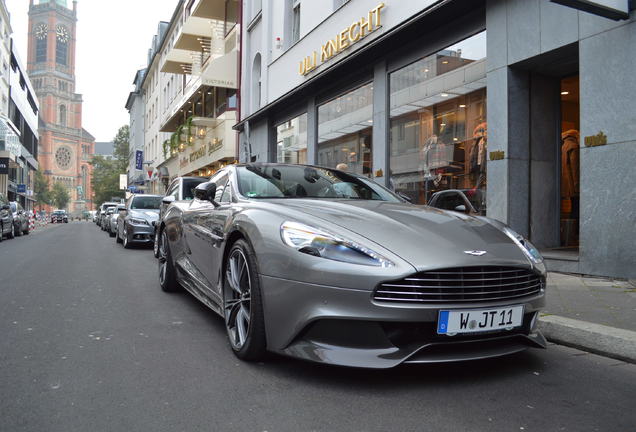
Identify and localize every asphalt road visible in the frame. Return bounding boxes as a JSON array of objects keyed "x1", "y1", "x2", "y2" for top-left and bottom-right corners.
[{"x1": 1, "y1": 222, "x2": 635, "y2": 432}]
